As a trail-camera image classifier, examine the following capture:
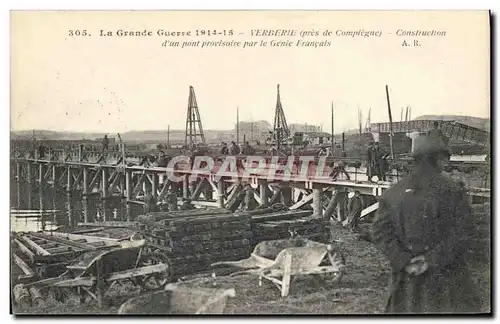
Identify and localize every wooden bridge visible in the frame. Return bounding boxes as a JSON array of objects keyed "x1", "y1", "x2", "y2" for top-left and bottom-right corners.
[
  {"x1": 372, "y1": 119, "x2": 490, "y2": 147},
  {"x1": 10, "y1": 150, "x2": 491, "y2": 226}
]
